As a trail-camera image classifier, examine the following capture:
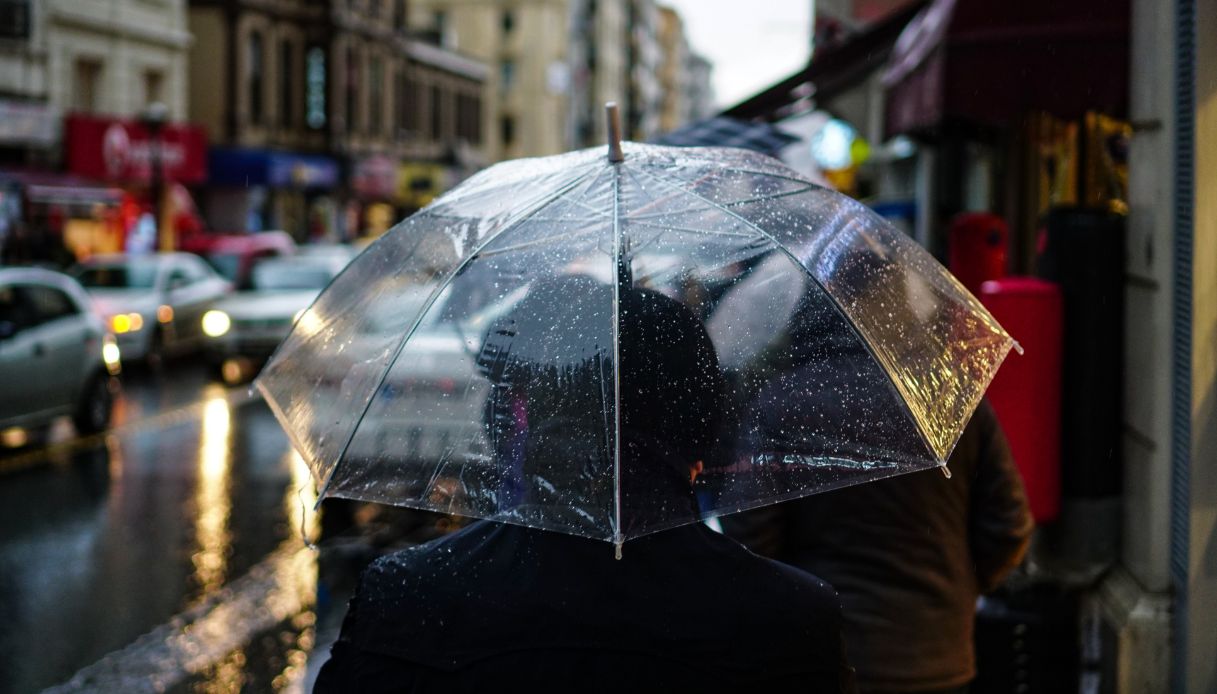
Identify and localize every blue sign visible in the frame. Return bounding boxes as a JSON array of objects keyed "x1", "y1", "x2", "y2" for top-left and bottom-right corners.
[{"x1": 209, "y1": 147, "x2": 339, "y2": 189}]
